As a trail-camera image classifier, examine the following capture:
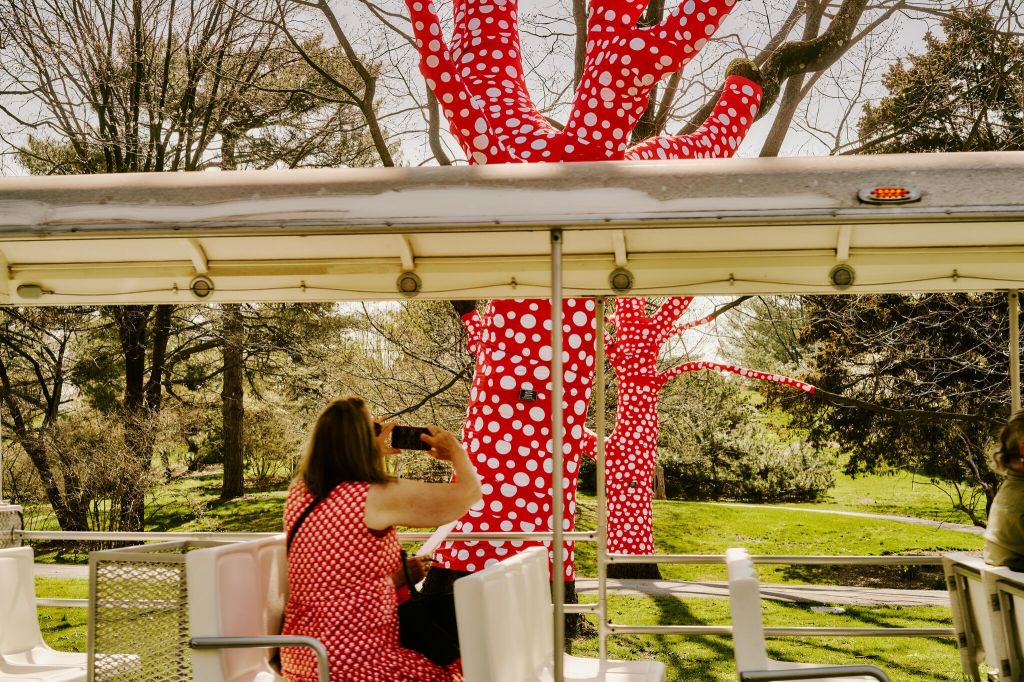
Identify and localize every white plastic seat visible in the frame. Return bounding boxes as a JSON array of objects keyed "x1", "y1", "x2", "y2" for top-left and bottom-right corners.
[
  {"x1": 454, "y1": 546, "x2": 665, "y2": 681},
  {"x1": 986, "y1": 563, "x2": 1024, "y2": 682},
  {"x1": 185, "y1": 535, "x2": 329, "y2": 682},
  {"x1": 725, "y1": 548, "x2": 889, "y2": 682},
  {"x1": 0, "y1": 547, "x2": 86, "y2": 682},
  {"x1": 943, "y1": 553, "x2": 1013, "y2": 682}
]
